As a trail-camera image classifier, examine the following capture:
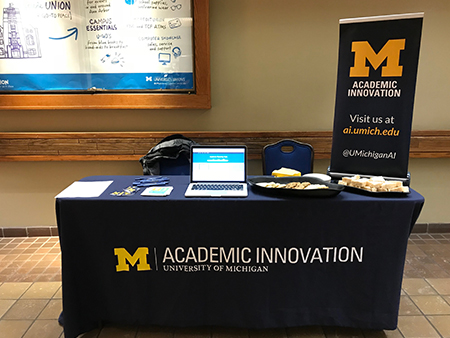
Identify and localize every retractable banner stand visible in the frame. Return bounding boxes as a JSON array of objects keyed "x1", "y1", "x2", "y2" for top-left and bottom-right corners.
[{"x1": 329, "y1": 13, "x2": 424, "y2": 182}]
